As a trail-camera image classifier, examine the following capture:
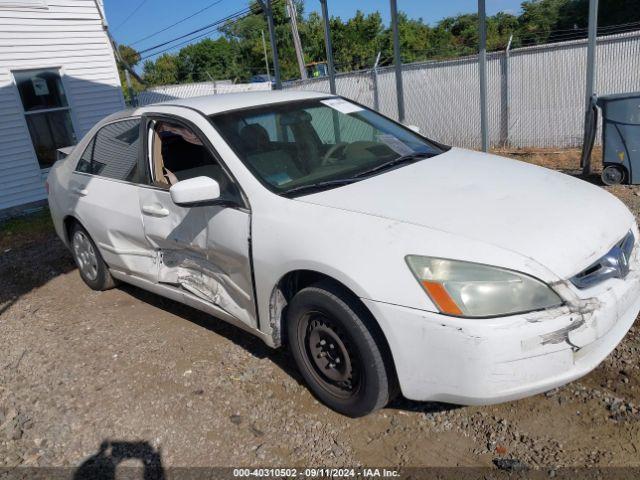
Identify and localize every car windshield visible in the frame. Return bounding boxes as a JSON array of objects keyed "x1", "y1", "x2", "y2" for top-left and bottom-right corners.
[{"x1": 209, "y1": 98, "x2": 444, "y2": 196}]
